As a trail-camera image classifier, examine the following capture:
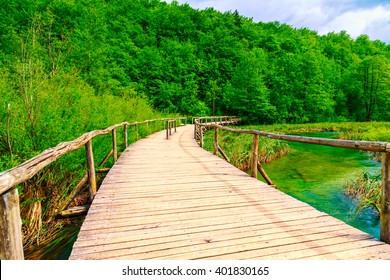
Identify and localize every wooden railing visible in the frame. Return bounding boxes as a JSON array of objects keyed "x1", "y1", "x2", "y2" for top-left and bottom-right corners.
[
  {"x1": 0, "y1": 117, "x2": 186, "y2": 259},
  {"x1": 194, "y1": 117, "x2": 390, "y2": 244},
  {"x1": 166, "y1": 119, "x2": 182, "y2": 139},
  {"x1": 192, "y1": 116, "x2": 241, "y2": 146}
]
